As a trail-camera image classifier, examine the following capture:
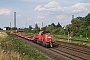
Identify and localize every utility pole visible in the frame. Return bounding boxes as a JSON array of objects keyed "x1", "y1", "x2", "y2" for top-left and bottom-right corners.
[{"x1": 72, "y1": 15, "x2": 74, "y2": 37}]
